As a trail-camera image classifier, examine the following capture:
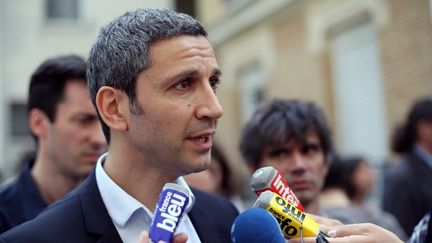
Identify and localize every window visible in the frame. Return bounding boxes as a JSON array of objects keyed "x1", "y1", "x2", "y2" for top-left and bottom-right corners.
[
  {"x1": 224, "y1": 0, "x2": 254, "y2": 13},
  {"x1": 239, "y1": 63, "x2": 265, "y2": 122},
  {"x1": 174, "y1": 0, "x2": 196, "y2": 18},
  {"x1": 9, "y1": 102, "x2": 30, "y2": 137},
  {"x1": 45, "y1": 0, "x2": 87, "y2": 23},
  {"x1": 330, "y1": 22, "x2": 388, "y2": 164},
  {"x1": 430, "y1": 0, "x2": 432, "y2": 27}
]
